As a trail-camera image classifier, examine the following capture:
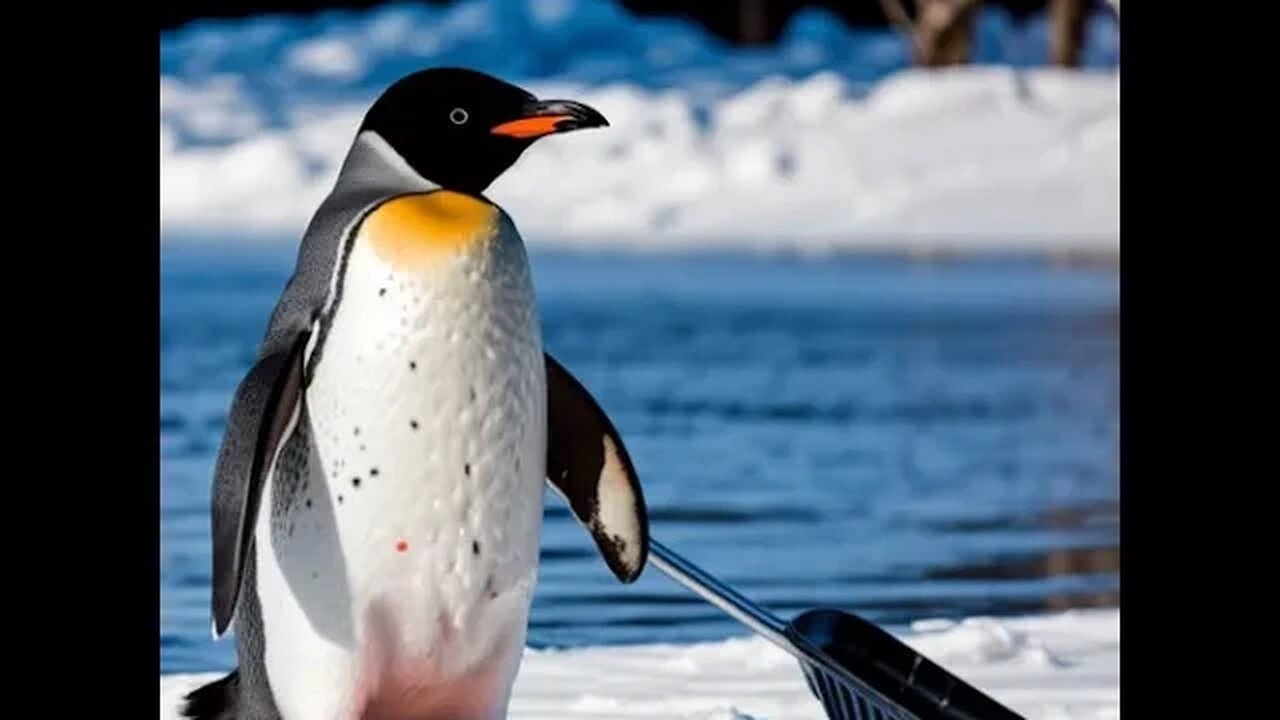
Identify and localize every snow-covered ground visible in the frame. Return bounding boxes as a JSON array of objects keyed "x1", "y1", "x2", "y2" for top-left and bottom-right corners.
[
  {"x1": 160, "y1": 0, "x2": 1120, "y2": 255},
  {"x1": 160, "y1": 608, "x2": 1119, "y2": 719}
]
